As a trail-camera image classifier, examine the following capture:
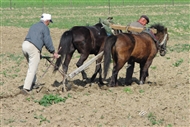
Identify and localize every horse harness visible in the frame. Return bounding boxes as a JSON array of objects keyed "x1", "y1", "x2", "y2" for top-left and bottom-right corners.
[
  {"x1": 141, "y1": 28, "x2": 165, "y2": 52},
  {"x1": 142, "y1": 28, "x2": 159, "y2": 42}
]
